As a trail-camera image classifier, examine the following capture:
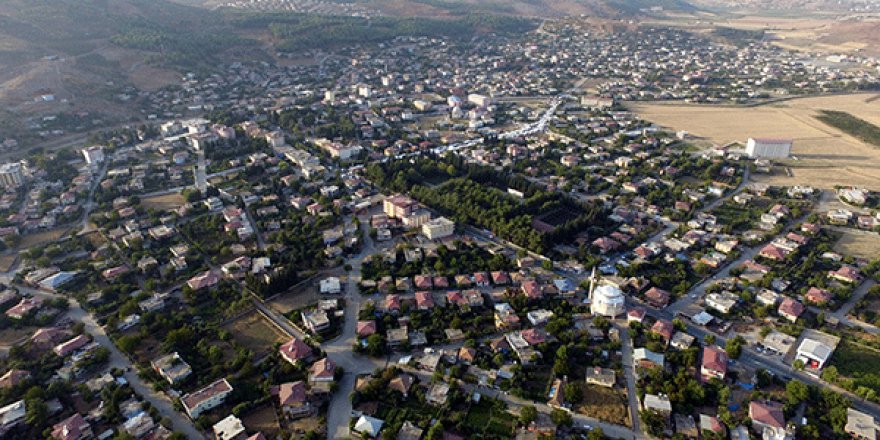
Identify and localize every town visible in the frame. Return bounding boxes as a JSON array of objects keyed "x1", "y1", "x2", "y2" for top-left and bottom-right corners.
[{"x1": 0, "y1": 5, "x2": 880, "y2": 440}]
